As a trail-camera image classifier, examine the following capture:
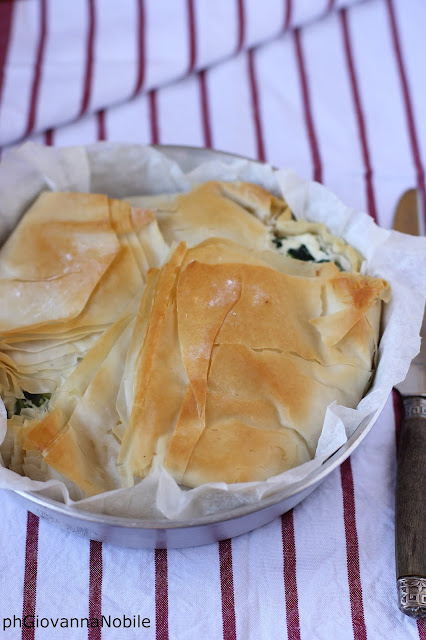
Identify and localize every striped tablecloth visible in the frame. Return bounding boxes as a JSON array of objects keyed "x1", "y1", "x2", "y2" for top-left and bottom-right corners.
[{"x1": 0, "y1": 1, "x2": 425, "y2": 638}]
